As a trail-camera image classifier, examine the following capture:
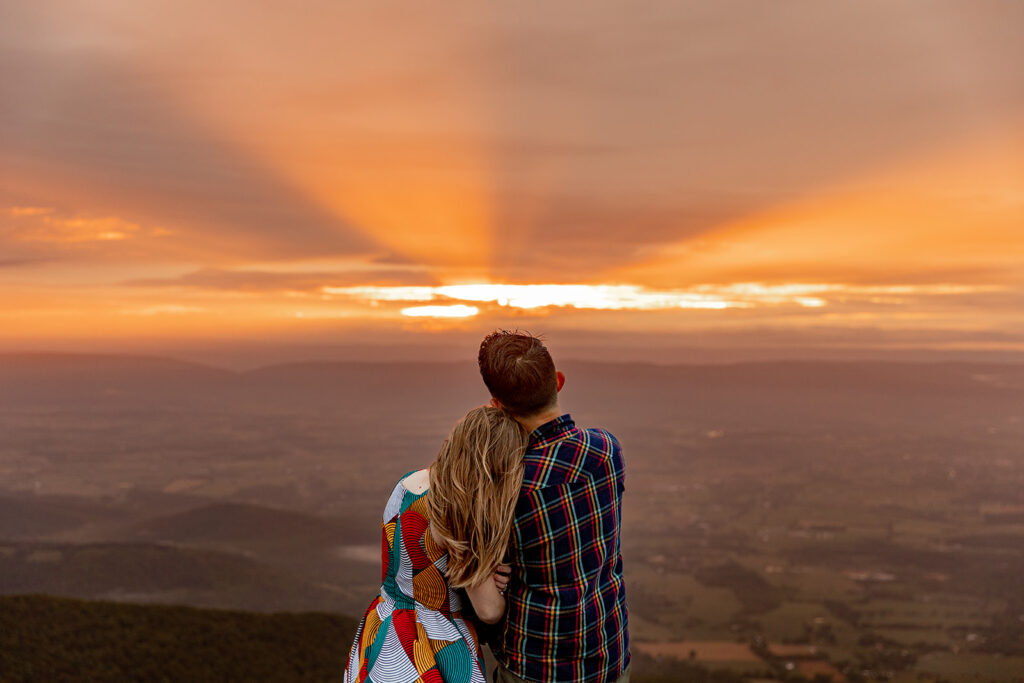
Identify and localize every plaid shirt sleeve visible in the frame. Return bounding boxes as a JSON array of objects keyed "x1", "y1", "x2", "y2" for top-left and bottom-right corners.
[{"x1": 499, "y1": 415, "x2": 629, "y2": 683}]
